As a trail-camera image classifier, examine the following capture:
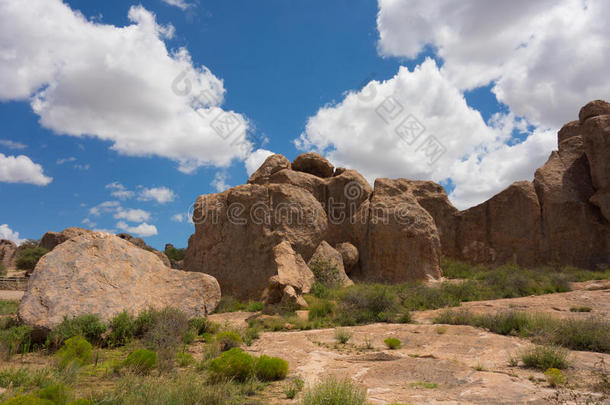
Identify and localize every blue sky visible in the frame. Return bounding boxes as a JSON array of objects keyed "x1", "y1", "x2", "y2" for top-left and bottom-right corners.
[{"x1": 1, "y1": 0, "x2": 608, "y2": 249}]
